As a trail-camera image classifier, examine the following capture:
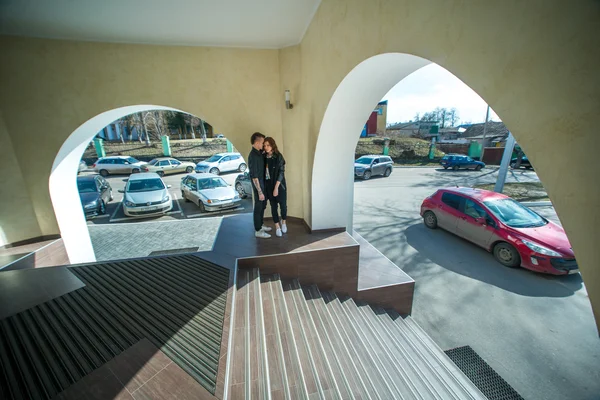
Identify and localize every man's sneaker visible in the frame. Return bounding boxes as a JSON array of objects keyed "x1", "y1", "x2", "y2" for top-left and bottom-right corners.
[
  {"x1": 262, "y1": 225, "x2": 272, "y2": 232},
  {"x1": 255, "y1": 229, "x2": 271, "y2": 239},
  {"x1": 281, "y1": 223, "x2": 287, "y2": 234},
  {"x1": 276, "y1": 228, "x2": 282, "y2": 237}
]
